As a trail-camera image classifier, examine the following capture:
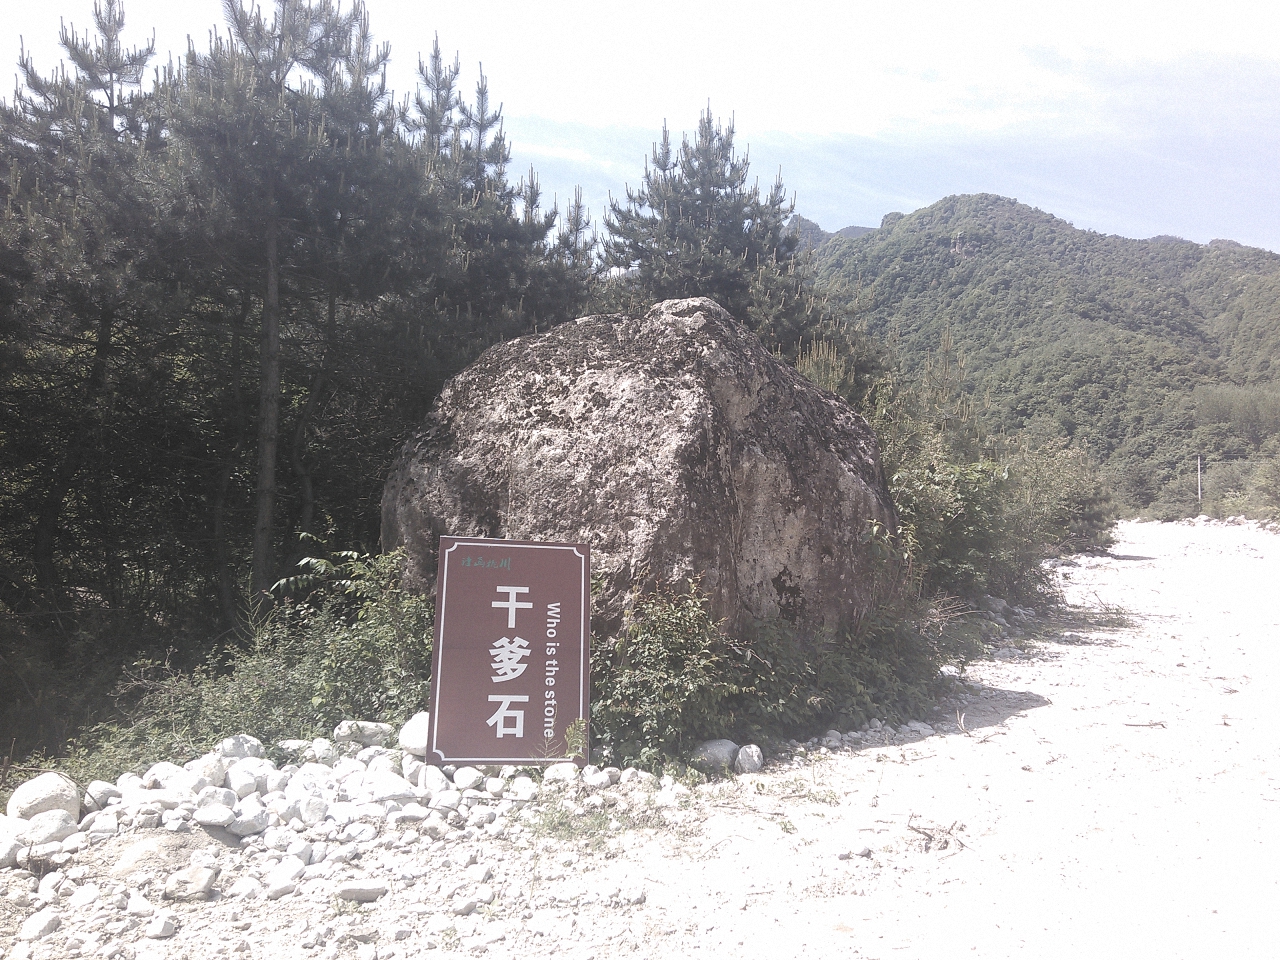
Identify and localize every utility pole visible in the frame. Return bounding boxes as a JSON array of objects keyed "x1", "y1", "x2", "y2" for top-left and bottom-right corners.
[{"x1": 1197, "y1": 456, "x2": 1202, "y2": 504}]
